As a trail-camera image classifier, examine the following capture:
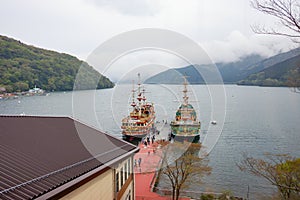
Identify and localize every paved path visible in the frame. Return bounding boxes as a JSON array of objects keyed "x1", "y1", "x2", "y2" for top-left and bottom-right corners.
[{"x1": 134, "y1": 141, "x2": 189, "y2": 200}]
